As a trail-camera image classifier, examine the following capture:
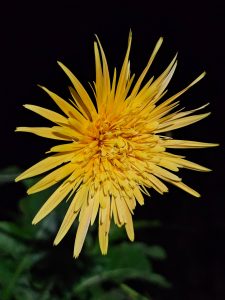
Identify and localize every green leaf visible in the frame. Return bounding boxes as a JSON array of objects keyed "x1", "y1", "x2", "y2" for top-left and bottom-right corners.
[
  {"x1": 0, "y1": 166, "x2": 20, "y2": 184},
  {"x1": 0, "y1": 258, "x2": 15, "y2": 287},
  {"x1": 102, "y1": 242, "x2": 152, "y2": 273},
  {"x1": 90, "y1": 288, "x2": 126, "y2": 300},
  {"x1": 19, "y1": 183, "x2": 51, "y2": 222},
  {"x1": 144, "y1": 245, "x2": 167, "y2": 260},
  {"x1": 73, "y1": 242, "x2": 154, "y2": 295},
  {"x1": 133, "y1": 220, "x2": 162, "y2": 229},
  {"x1": 14, "y1": 289, "x2": 38, "y2": 300},
  {"x1": 19, "y1": 179, "x2": 60, "y2": 236},
  {"x1": 1, "y1": 255, "x2": 31, "y2": 300},
  {"x1": 0, "y1": 221, "x2": 32, "y2": 240},
  {"x1": 120, "y1": 284, "x2": 150, "y2": 300},
  {"x1": 109, "y1": 220, "x2": 162, "y2": 244},
  {"x1": 148, "y1": 273, "x2": 171, "y2": 288},
  {"x1": 1, "y1": 252, "x2": 46, "y2": 300},
  {"x1": 0, "y1": 231, "x2": 26, "y2": 258},
  {"x1": 108, "y1": 223, "x2": 127, "y2": 243}
]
